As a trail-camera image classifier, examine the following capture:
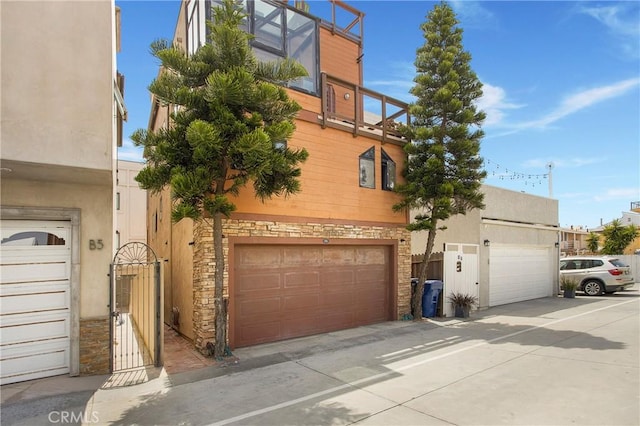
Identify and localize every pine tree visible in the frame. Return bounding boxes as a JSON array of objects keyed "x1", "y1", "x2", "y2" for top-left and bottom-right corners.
[
  {"x1": 394, "y1": 2, "x2": 486, "y2": 318},
  {"x1": 132, "y1": 0, "x2": 309, "y2": 358}
]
